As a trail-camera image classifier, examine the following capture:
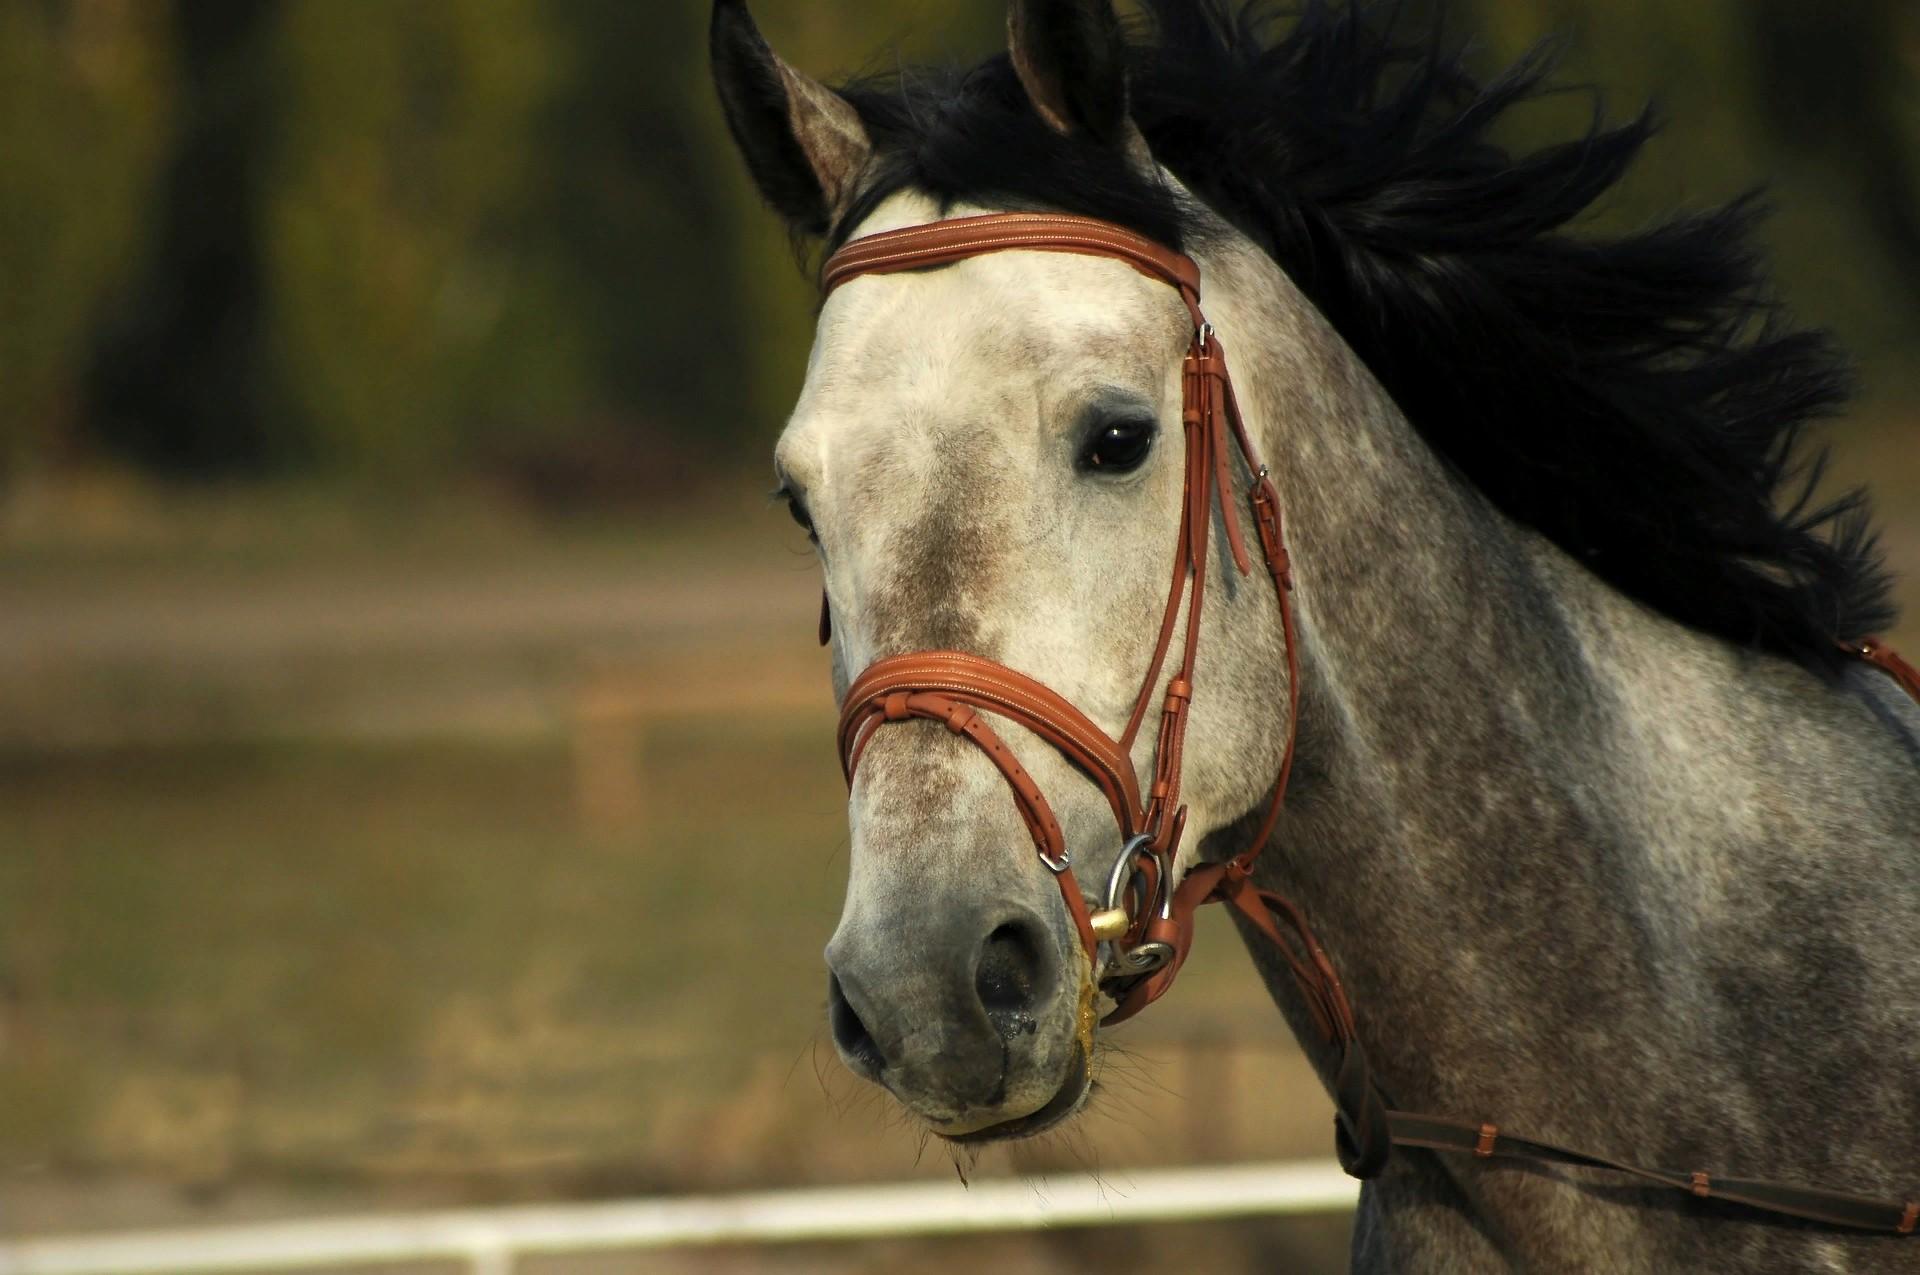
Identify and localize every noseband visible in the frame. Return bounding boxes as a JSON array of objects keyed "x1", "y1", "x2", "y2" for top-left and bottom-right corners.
[
  {"x1": 815, "y1": 211, "x2": 1920, "y2": 1235},
  {"x1": 824, "y1": 213, "x2": 1304, "y2": 1027}
]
